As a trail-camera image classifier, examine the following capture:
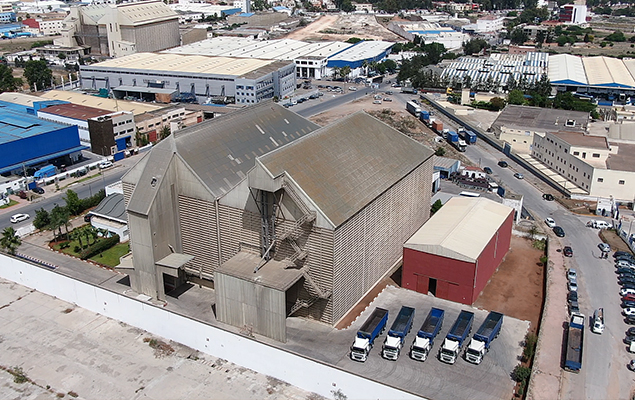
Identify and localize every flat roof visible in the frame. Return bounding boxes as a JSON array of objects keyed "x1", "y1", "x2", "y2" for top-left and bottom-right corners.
[
  {"x1": 156, "y1": 253, "x2": 195, "y2": 269},
  {"x1": 607, "y1": 142, "x2": 635, "y2": 172},
  {"x1": 0, "y1": 109, "x2": 69, "y2": 145},
  {"x1": 582, "y1": 56, "x2": 635, "y2": 88},
  {"x1": 90, "y1": 52, "x2": 279, "y2": 77},
  {"x1": 0, "y1": 92, "x2": 43, "y2": 107},
  {"x1": 327, "y1": 41, "x2": 393, "y2": 62},
  {"x1": 38, "y1": 103, "x2": 112, "y2": 120},
  {"x1": 216, "y1": 251, "x2": 303, "y2": 291},
  {"x1": 39, "y1": 90, "x2": 165, "y2": 116},
  {"x1": 492, "y1": 105, "x2": 588, "y2": 132},
  {"x1": 552, "y1": 131, "x2": 608, "y2": 150},
  {"x1": 404, "y1": 197, "x2": 513, "y2": 263}
]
